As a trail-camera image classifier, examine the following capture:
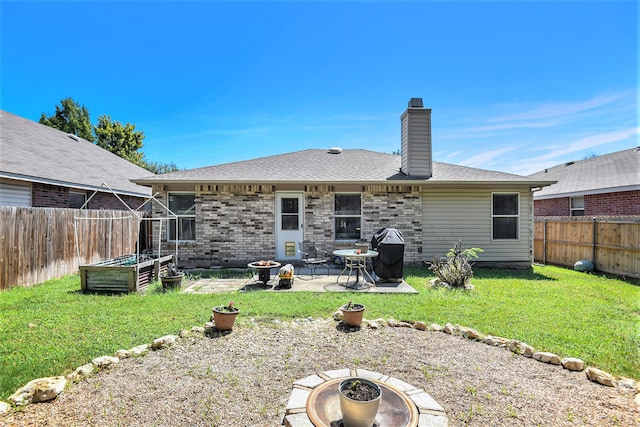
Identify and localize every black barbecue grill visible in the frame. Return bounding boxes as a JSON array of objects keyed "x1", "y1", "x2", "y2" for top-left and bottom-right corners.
[{"x1": 371, "y1": 228, "x2": 405, "y2": 282}]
